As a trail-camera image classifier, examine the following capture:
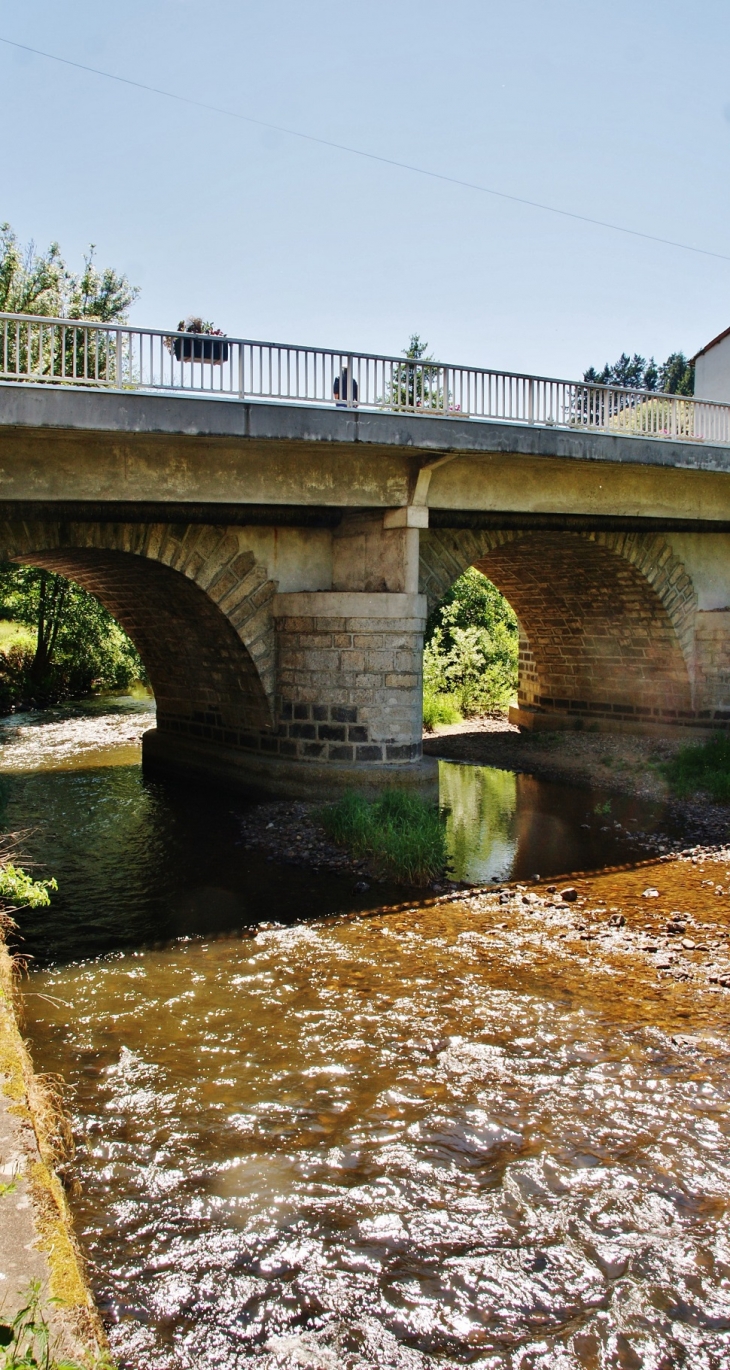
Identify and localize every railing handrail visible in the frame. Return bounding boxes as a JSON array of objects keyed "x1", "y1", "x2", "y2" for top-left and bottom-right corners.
[
  {"x1": 3, "y1": 310, "x2": 729, "y2": 447},
  {"x1": 0, "y1": 309, "x2": 722, "y2": 410}
]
